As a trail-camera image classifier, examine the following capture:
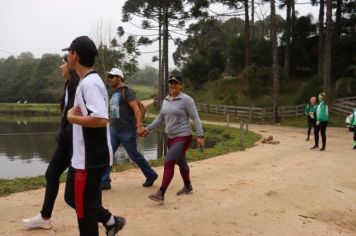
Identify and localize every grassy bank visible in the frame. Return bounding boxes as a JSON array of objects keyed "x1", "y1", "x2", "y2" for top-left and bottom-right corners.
[
  {"x1": 0, "y1": 103, "x2": 60, "y2": 115},
  {"x1": 0, "y1": 122, "x2": 260, "y2": 197}
]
